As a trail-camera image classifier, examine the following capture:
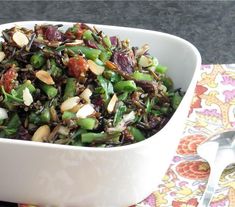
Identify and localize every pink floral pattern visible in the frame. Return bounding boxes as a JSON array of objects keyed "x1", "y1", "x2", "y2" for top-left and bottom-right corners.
[{"x1": 136, "y1": 64, "x2": 235, "y2": 207}]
